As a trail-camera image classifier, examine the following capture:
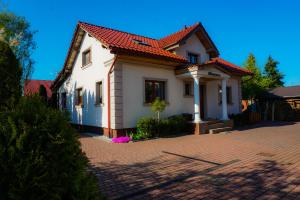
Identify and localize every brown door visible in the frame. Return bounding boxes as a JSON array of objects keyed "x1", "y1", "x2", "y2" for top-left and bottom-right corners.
[{"x1": 200, "y1": 85, "x2": 205, "y2": 119}]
